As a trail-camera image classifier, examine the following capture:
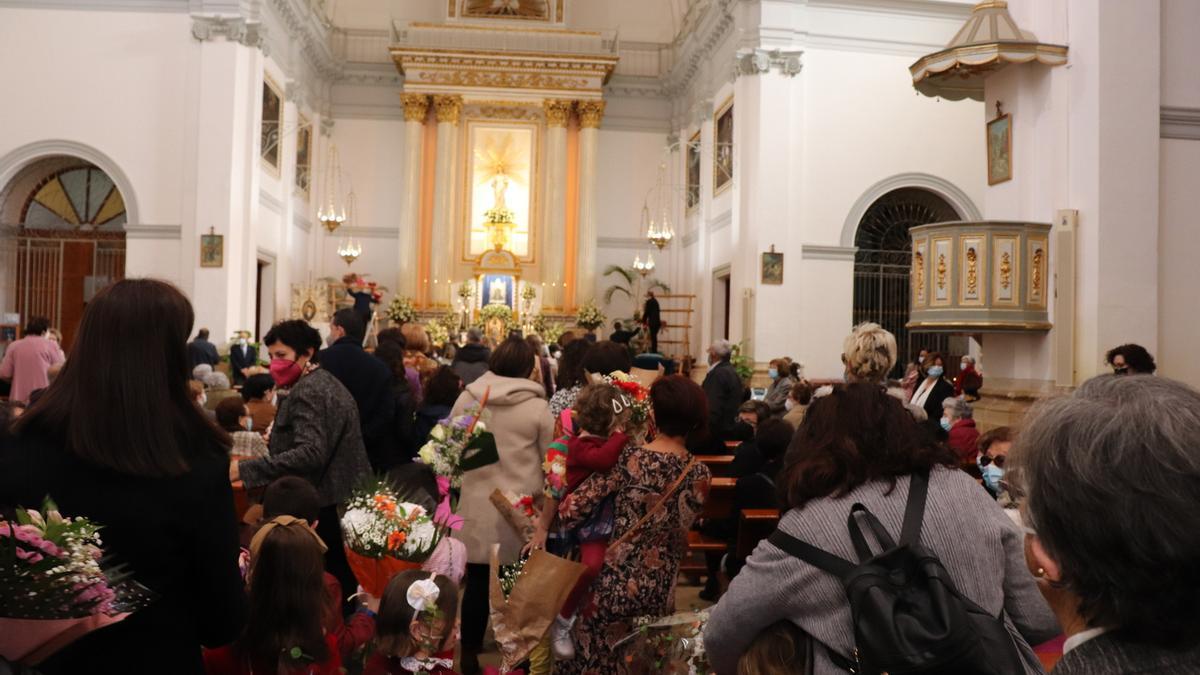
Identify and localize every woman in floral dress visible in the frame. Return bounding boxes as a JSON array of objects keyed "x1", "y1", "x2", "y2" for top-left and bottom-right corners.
[{"x1": 557, "y1": 375, "x2": 711, "y2": 675}]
